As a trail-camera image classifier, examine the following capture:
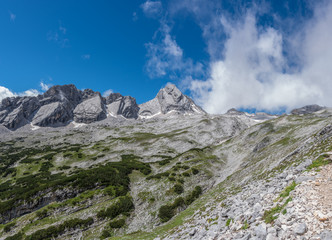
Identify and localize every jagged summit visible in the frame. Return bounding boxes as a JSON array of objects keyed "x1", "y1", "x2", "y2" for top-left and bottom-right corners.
[
  {"x1": 138, "y1": 83, "x2": 206, "y2": 118},
  {"x1": 0, "y1": 83, "x2": 206, "y2": 130}
]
